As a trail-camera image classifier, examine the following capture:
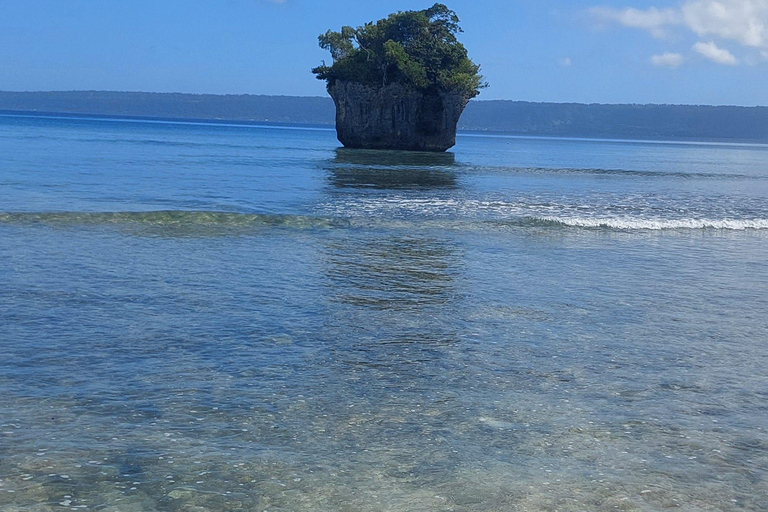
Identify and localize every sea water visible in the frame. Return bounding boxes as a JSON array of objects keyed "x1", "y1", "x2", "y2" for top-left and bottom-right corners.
[{"x1": 1, "y1": 114, "x2": 767, "y2": 511}]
